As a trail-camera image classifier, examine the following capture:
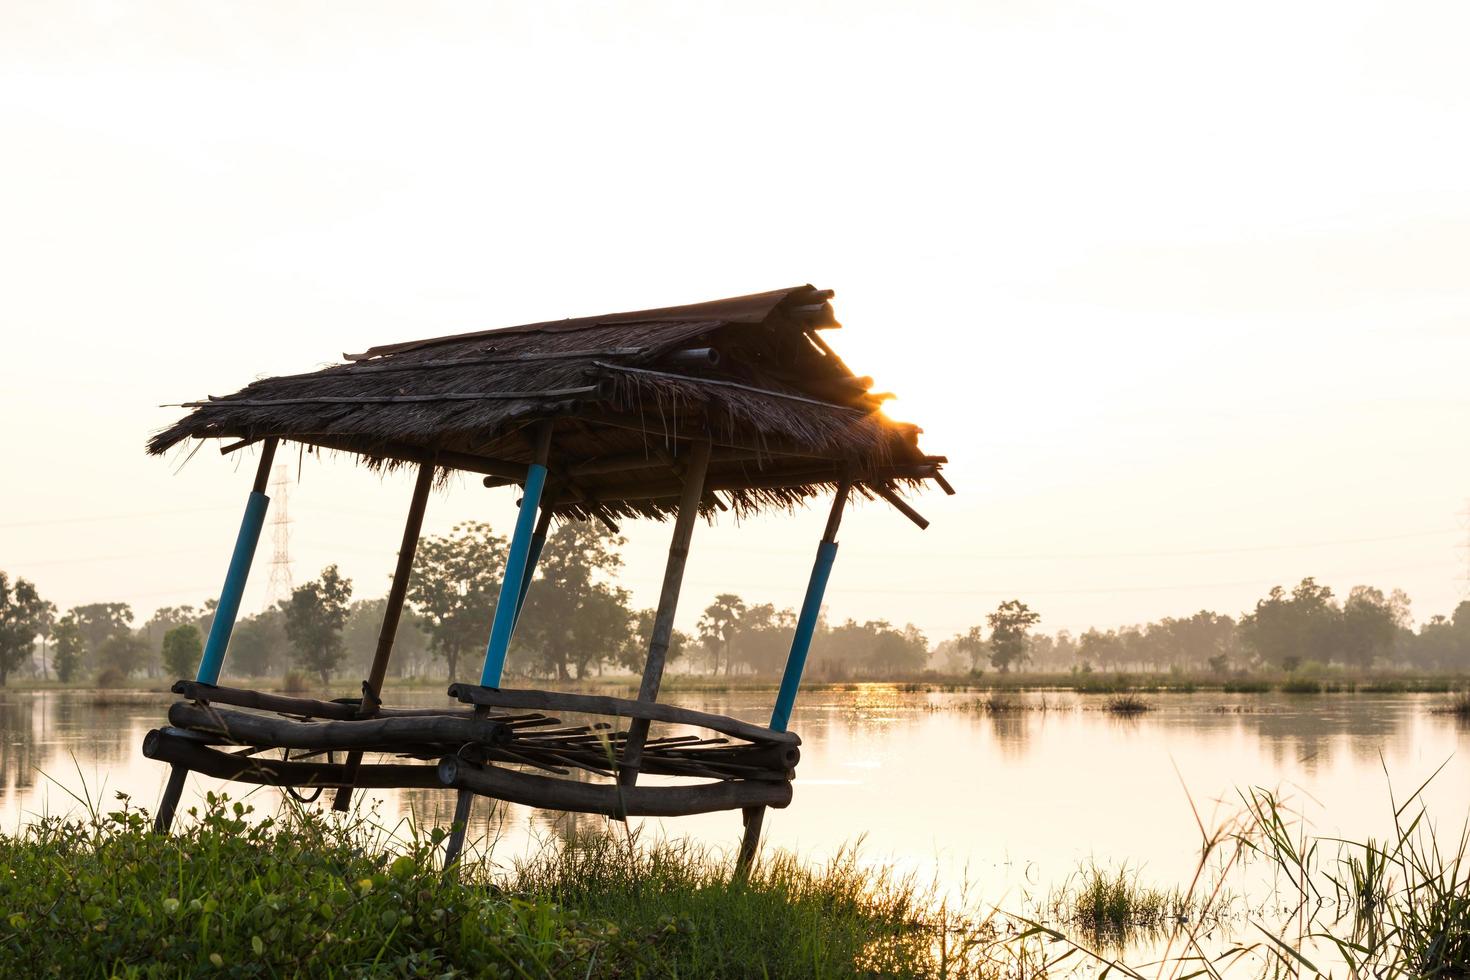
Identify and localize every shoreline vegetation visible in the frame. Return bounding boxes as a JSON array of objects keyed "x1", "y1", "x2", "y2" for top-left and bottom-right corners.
[
  {"x1": 9, "y1": 668, "x2": 1466, "y2": 699},
  {"x1": 1, "y1": 778, "x2": 1464, "y2": 978}
]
